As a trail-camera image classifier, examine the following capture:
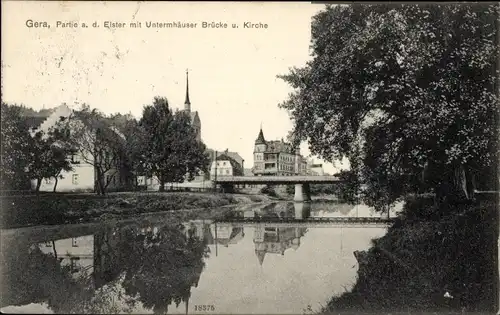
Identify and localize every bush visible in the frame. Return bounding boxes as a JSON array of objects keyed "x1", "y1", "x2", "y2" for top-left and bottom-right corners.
[
  {"x1": 260, "y1": 185, "x2": 278, "y2": 197},
  {"x1": 323, "y1": 199, "x2": 497, "y2": 313}
]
